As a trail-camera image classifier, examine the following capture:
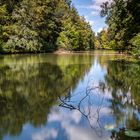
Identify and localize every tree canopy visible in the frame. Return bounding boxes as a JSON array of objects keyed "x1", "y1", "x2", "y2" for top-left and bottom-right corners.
[
  {"x1": 99, "y1": 0, "x2": 140, "y2": 57},
  {"x1": 0, "y1": 0, "x2": 95, "y2": 53}
]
